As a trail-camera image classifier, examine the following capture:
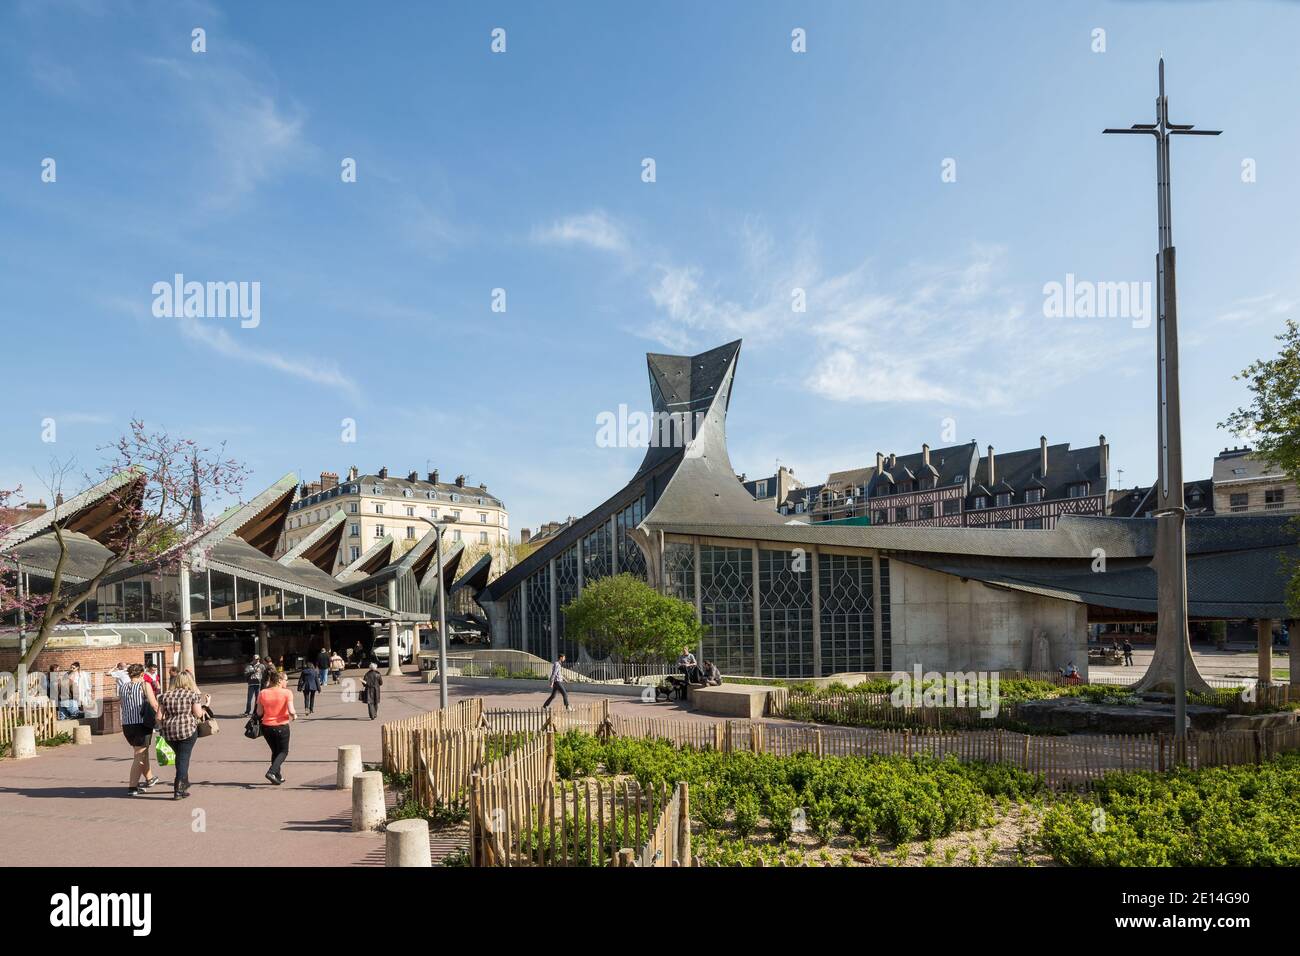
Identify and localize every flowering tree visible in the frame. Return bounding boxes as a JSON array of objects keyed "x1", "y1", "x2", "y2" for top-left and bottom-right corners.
[{"x1": 0, "y1": 420, "x2": 247, "y2": 674}]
